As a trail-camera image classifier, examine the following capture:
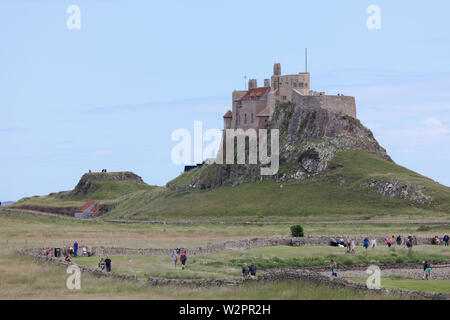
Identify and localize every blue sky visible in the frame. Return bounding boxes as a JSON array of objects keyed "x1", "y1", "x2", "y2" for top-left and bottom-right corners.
[{"x1": 1, "y1": 0, "x2": 449, "y2": 201}]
